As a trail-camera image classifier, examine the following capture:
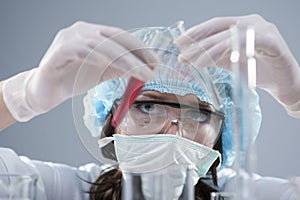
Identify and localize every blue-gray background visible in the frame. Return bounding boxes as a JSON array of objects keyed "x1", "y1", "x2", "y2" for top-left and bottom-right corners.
[{"x1": 0, "y1": 1, "x2": 299, "y2": 179}]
